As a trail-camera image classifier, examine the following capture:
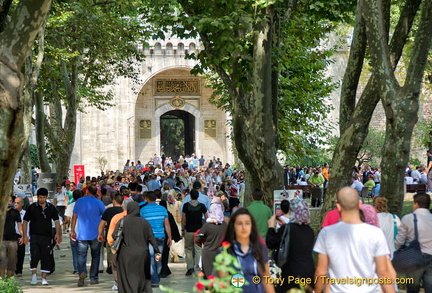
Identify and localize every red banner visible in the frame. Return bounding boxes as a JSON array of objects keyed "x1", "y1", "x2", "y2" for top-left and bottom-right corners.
[{"x1": 74, "y1": 165, "x2": 85, "y2": 184}]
